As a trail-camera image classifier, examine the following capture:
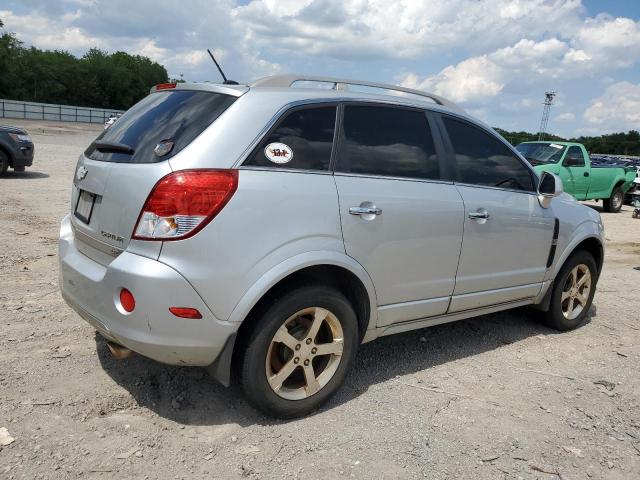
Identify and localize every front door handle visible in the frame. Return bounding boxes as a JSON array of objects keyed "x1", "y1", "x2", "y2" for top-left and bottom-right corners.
[
  {"x1": 349, "y1": 206, "x2": 382, "y2": 216},
  {"x1": 468, "y1": 209, "x2": 490, "y2": 220},
  {"x1": 584, "y1": 171, "x2": 589, "y2": 177}
]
